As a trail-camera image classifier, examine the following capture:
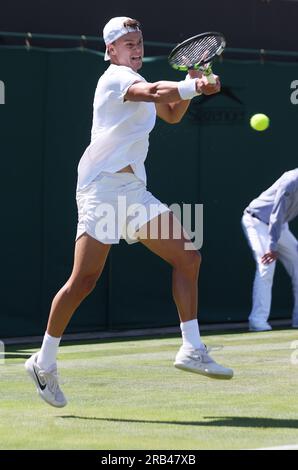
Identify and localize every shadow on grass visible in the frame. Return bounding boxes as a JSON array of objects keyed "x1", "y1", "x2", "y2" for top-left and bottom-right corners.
[{"x1": 59, "y1": 415, "x2": 298, "y2": 429}]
